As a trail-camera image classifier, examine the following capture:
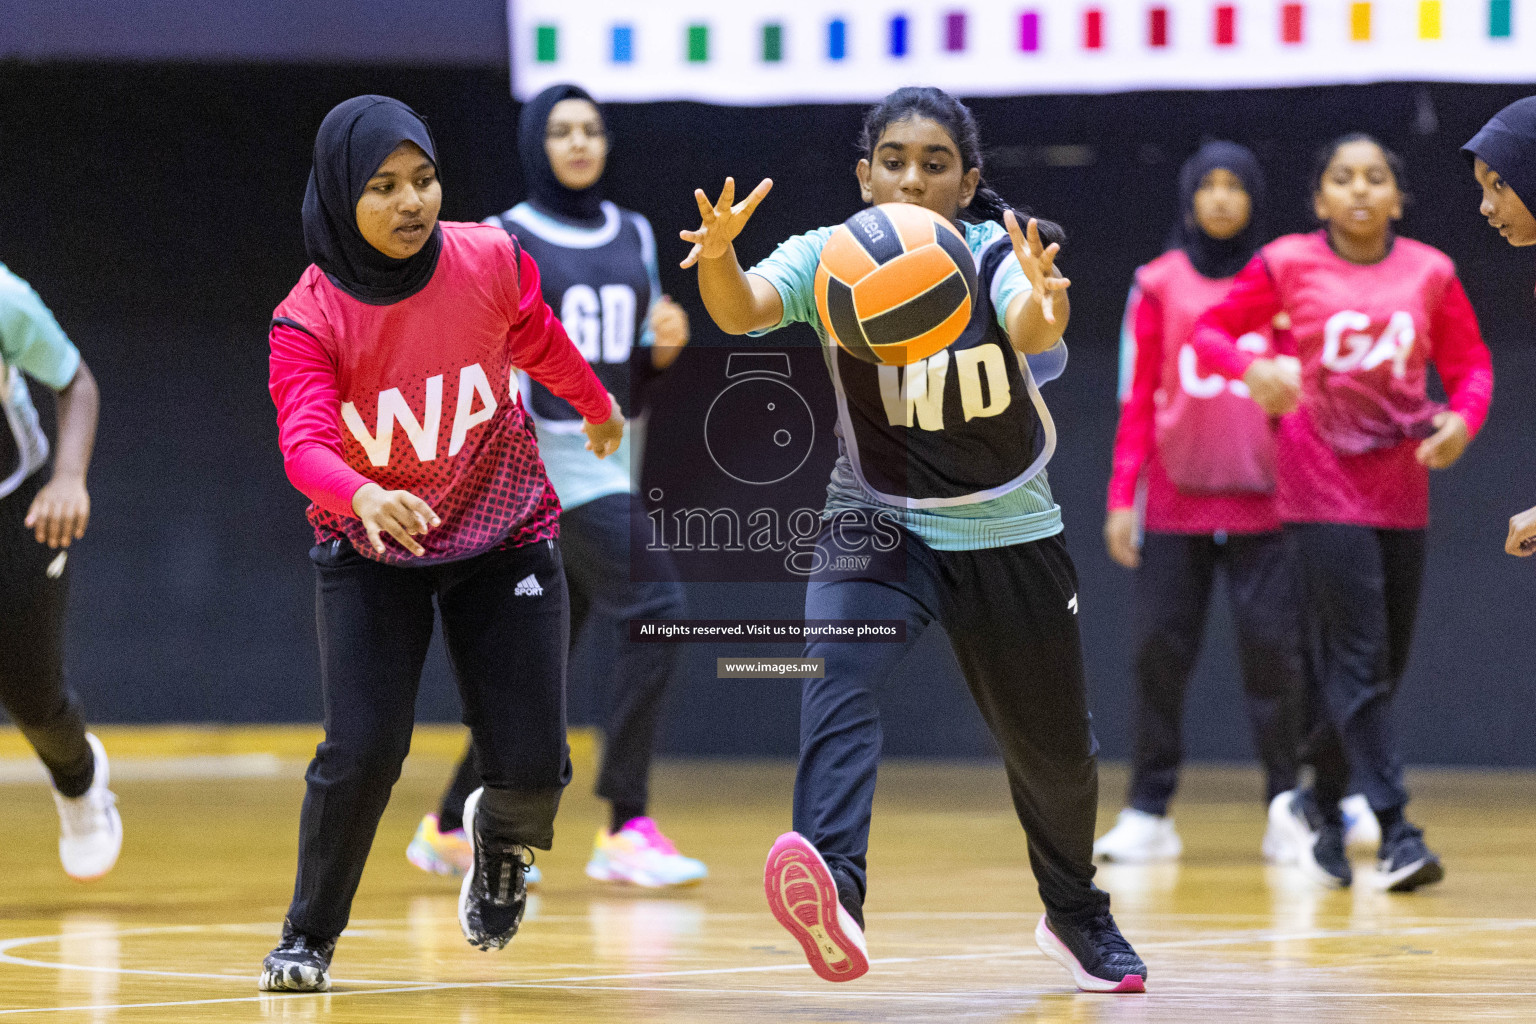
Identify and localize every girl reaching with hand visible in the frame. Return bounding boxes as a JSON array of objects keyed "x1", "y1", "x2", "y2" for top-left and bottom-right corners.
[{"x1": 681, "y1": 86, "x2": 1145, "y2": 994}]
